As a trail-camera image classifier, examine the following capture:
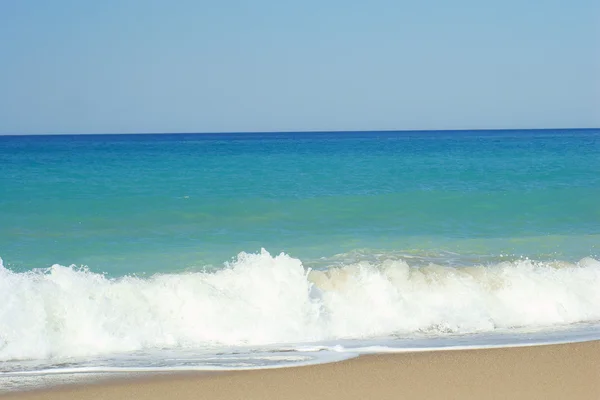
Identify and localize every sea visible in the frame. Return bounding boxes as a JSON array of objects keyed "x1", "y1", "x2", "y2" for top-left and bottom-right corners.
[{"x1": 1, "y1": 129, "x2": 600, "y2": 391}]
